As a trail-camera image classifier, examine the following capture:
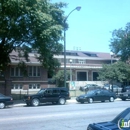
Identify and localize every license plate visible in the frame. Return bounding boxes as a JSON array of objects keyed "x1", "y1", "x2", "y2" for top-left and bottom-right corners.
[{"x1": 124, "y1": 94, "x2": 128, "y2": 96}]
